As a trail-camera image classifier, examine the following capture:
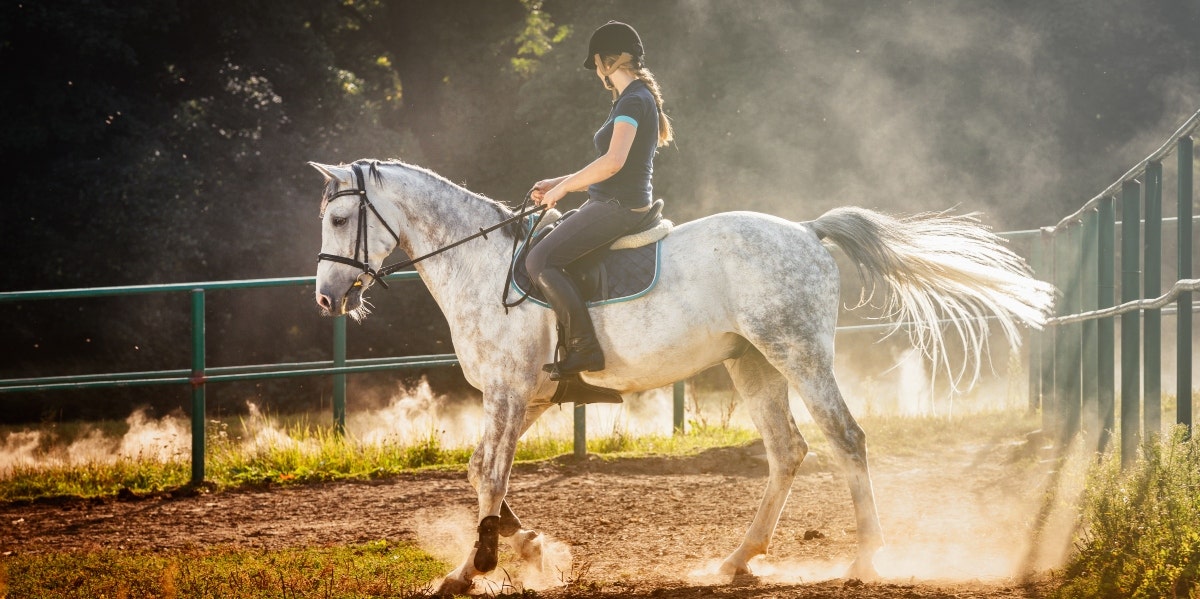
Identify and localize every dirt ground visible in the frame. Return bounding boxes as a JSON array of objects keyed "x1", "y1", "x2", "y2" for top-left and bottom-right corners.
[{"x1": 0, "y1": 437, "x2": 1066, "y2": 598}]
